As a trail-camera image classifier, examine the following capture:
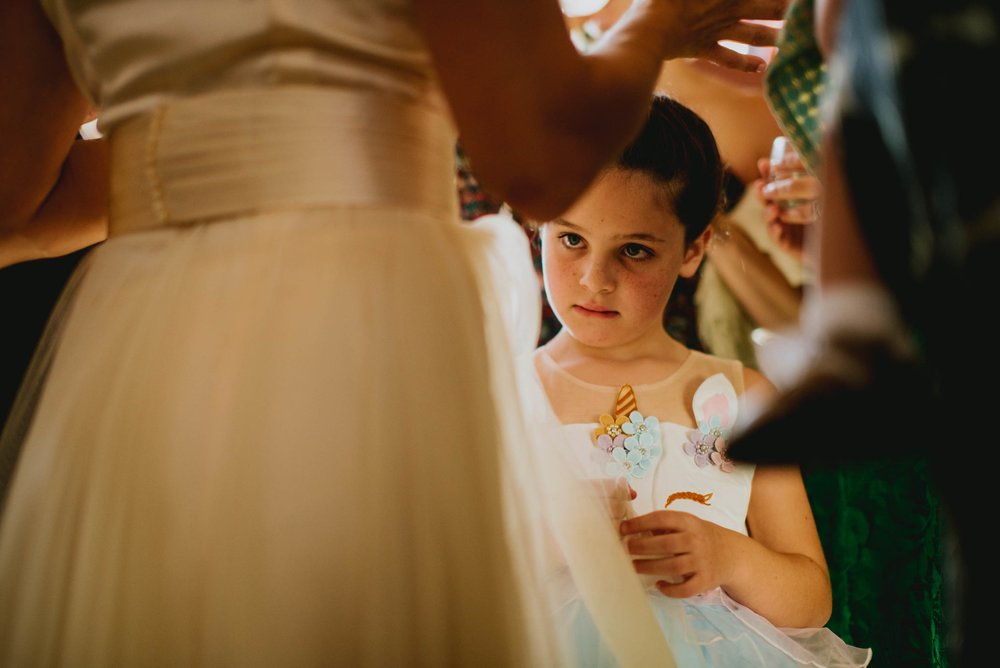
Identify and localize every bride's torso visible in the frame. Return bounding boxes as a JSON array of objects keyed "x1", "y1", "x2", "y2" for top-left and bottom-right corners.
[
  {"x1": 41, "y1": 0, "x2": 460, "y2": 233},
  {"x1": 41, "y1": 0, "x2": 445, "y2": 132}
]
